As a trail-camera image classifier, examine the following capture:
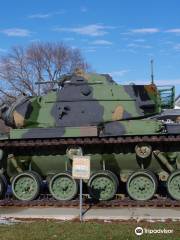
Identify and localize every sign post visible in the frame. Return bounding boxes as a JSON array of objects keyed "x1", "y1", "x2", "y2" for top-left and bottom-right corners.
[
  {"x1": 79, "y1": 178, "x2": 83, "y2": 221},
  {"x1": 72, "y1": 155, "x2": 90, "y2": 222}
]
